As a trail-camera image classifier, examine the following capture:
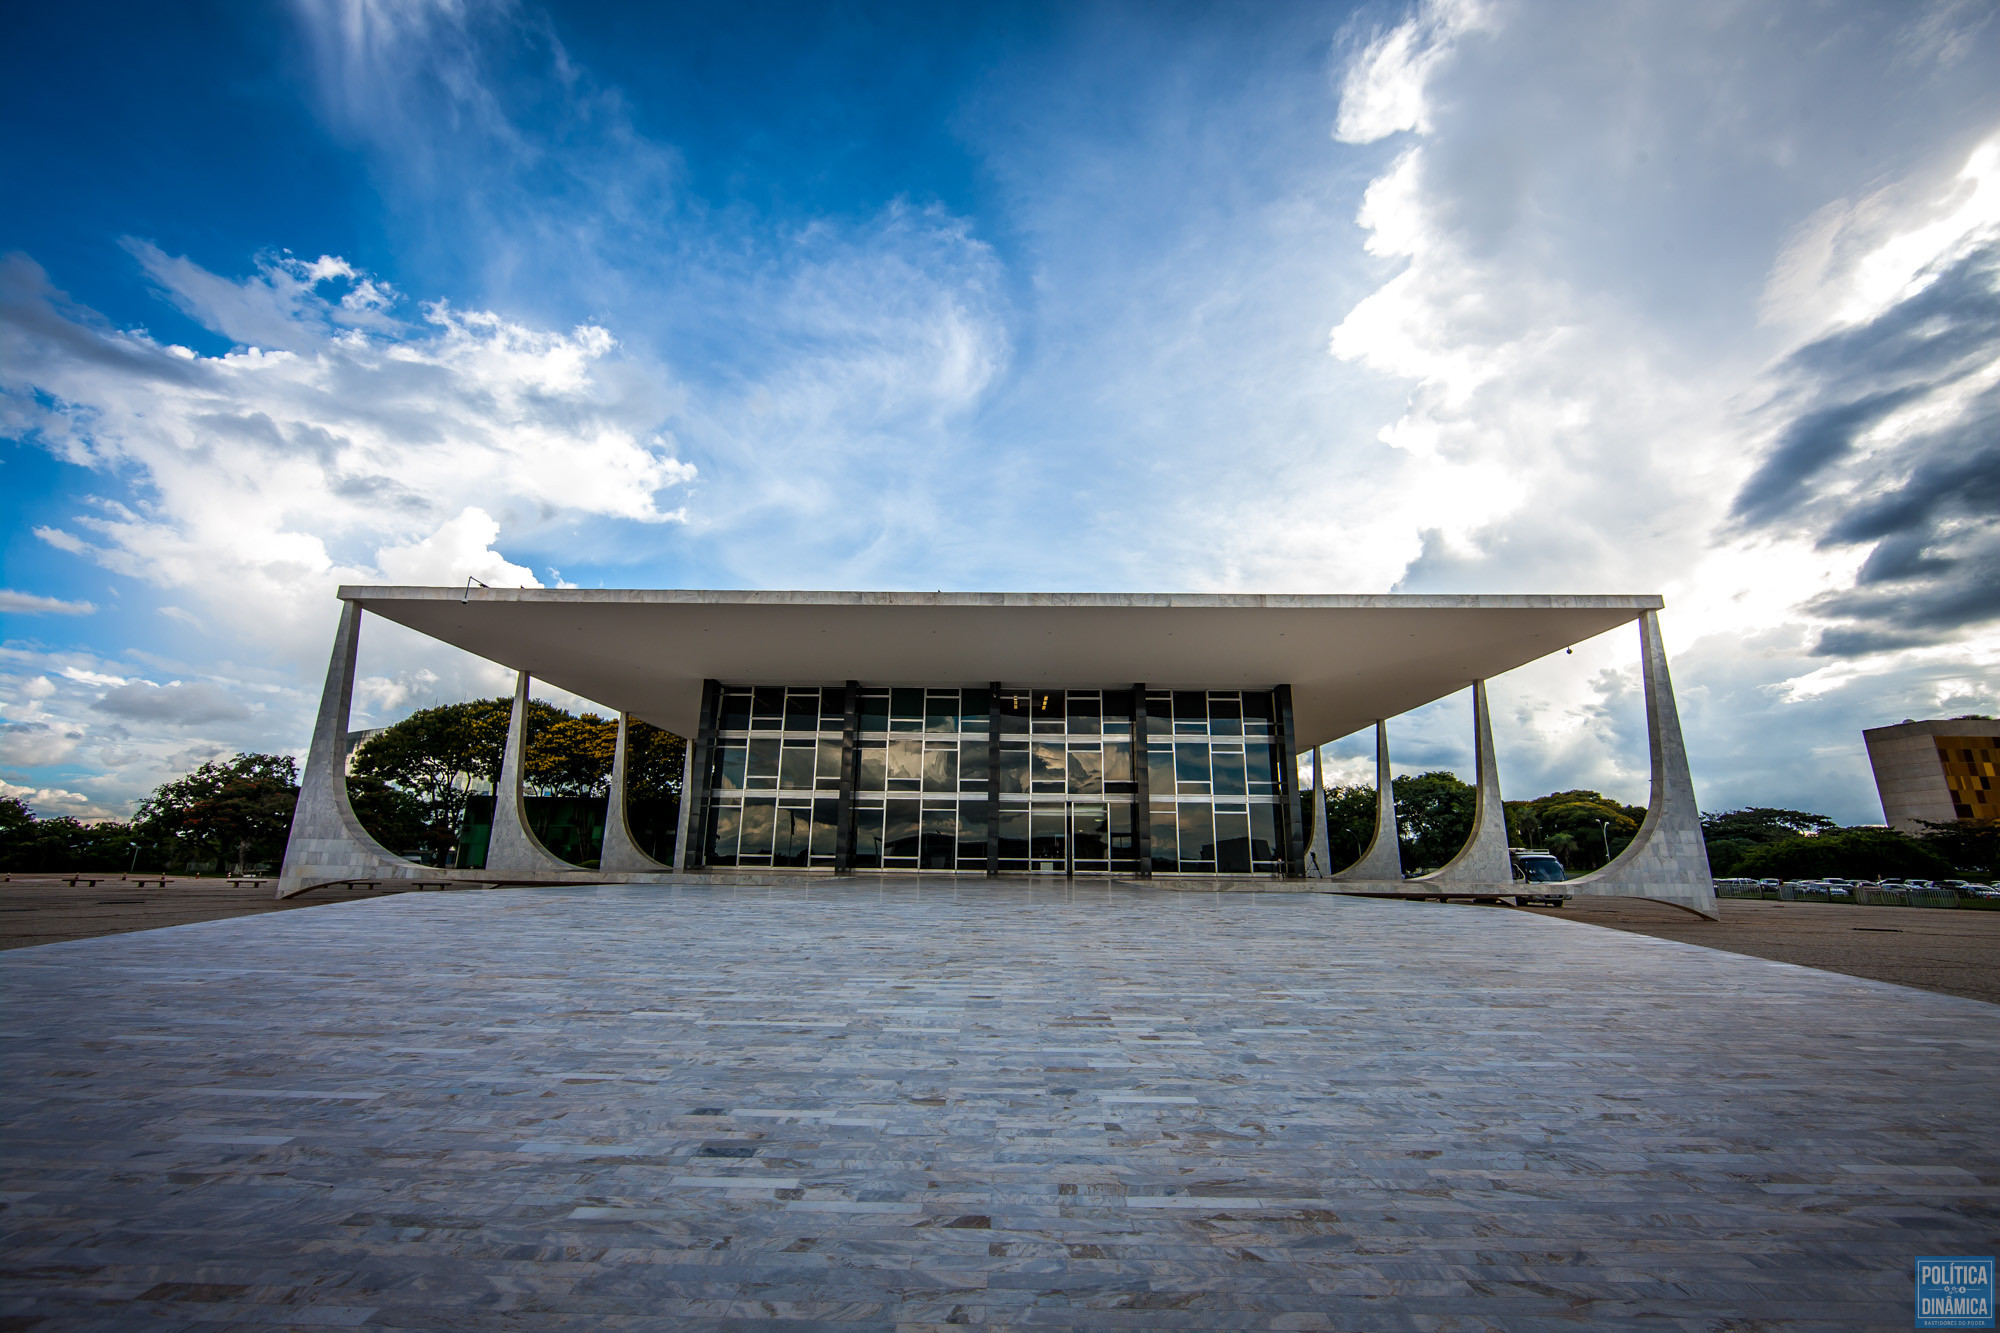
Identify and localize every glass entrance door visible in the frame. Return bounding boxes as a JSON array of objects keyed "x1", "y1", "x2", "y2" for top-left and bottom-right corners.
[
  {"x1": 1028, "y1": 803, "x2": 1112, "y2": 876},
  {"x1": 1030, "y1": 805, "x2": 1067, "y2": 874}
]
